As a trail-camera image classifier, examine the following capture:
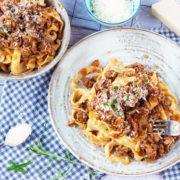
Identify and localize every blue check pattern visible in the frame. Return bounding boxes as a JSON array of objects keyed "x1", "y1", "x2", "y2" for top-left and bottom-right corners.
[
  {"x1": 0, "y1": 0, "x2": 180, "y2": 179},
  {"x1": 0, "y1": 28, "x2": 179, "y2": 180},
  {"x1": 0, "y1": 70, "x2": 102, "y2": 180},
  {"x1": 153, "y1": 29, "x2": 180, "y2": 180}
]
